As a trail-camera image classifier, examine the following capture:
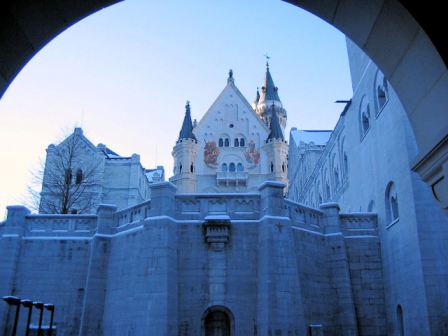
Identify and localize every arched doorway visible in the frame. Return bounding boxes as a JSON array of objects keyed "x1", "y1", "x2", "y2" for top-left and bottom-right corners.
[{"x1": 202, "y1": 306, "x2": 234, "y2": 336}]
